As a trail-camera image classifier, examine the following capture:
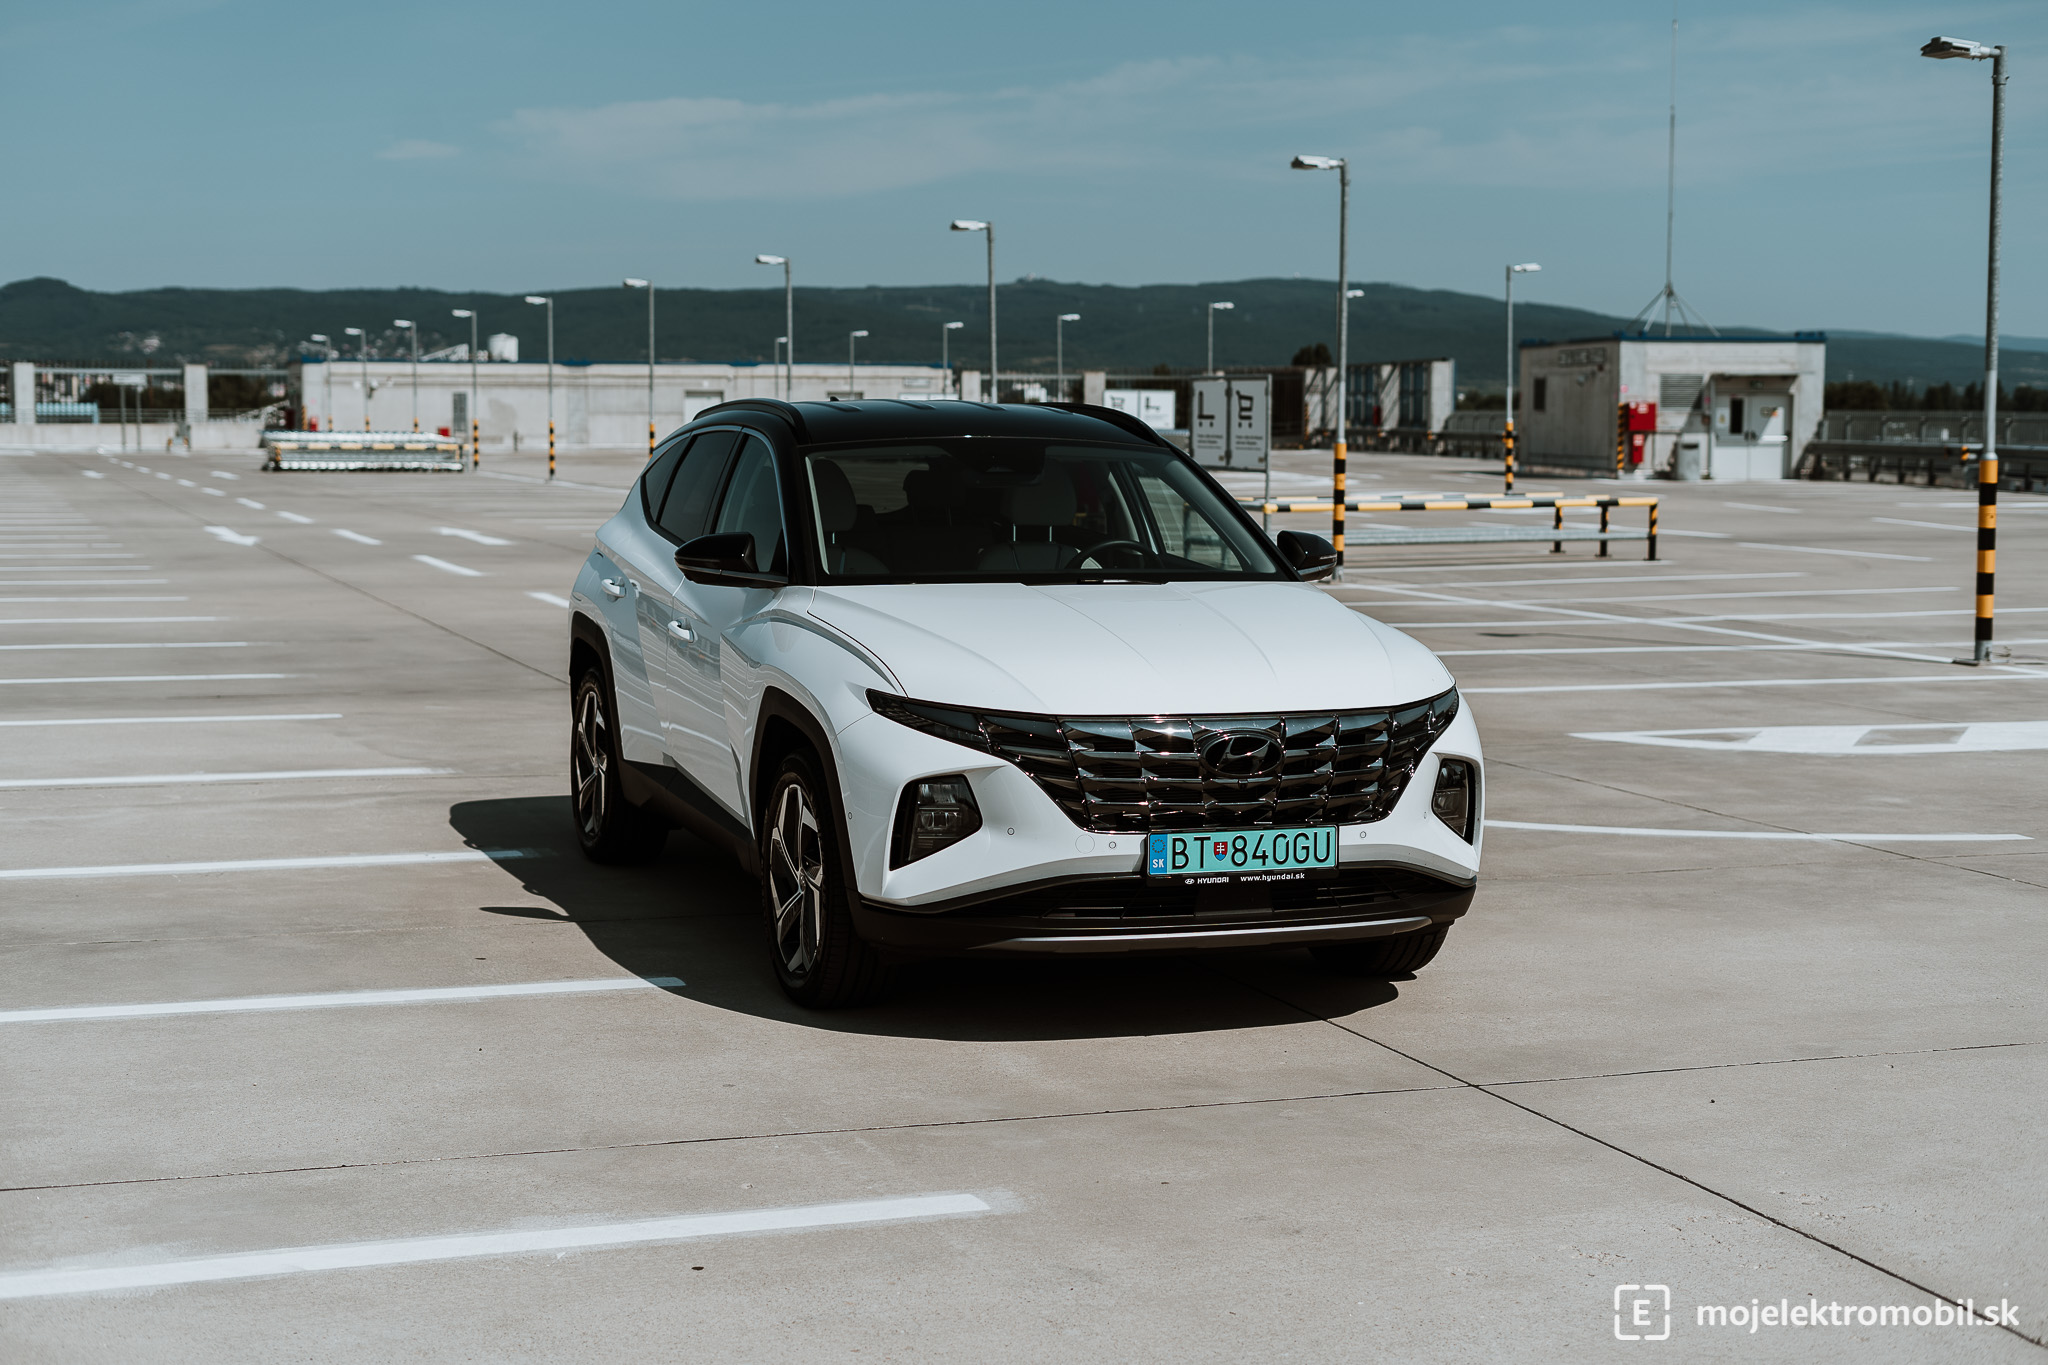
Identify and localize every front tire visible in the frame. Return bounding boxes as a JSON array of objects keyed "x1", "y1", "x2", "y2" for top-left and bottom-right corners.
[
  {"x1": 762, "y1": 751, "x2": 891, "y2": 1008},
  {"x1": 1310, "y1": 923, "x2": 1450, "y2": 978},
  {"x1": 570, "y1": 670, "x2": 666, "y2": 864}
]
